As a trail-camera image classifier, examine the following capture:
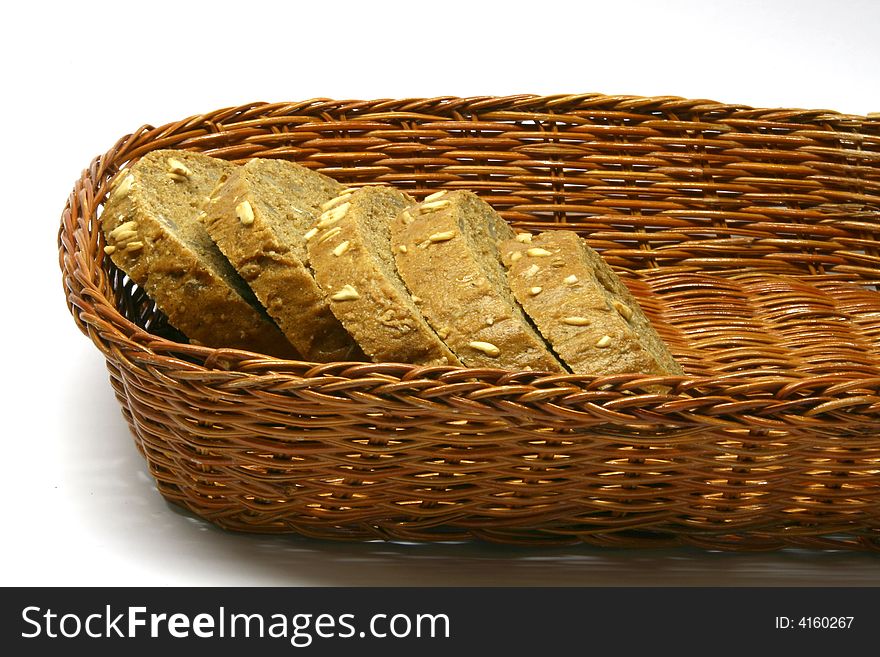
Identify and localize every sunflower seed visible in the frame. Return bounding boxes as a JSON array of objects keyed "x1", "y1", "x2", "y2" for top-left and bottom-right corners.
[
  {"x1": 167, "y1": 158, "x2": 192, "y2": 178},
  {"x1": 317, "y1": 226, "x2": 342, "y2": 243},
  {"x1": 613, "y1": 300, "x2": 633, "y2": 321},
  {"x1": 330, "y1": 284, "x2": 360, "y2": 301},
  {"x1": 428, "y1": 230, "x2": 456, "y2": 243},
  {"x1": 316, "y1": 202, "x2": 350, "y2": 228},
  {"x1": 468, "y1": 341, "x2": 500, "y2": 357},
  {"x1": 113, "y1": 174, "x2": 134, "y2": 197},
  {"x1": 420, "y1": 199, "x2": 450, "y2": 212},
  {"x1": 236, "y1": 200, "x2": 255, "y2": 226},
  {"x1": 320, "y1": 193, "x2": 353, "y2": 212}
]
